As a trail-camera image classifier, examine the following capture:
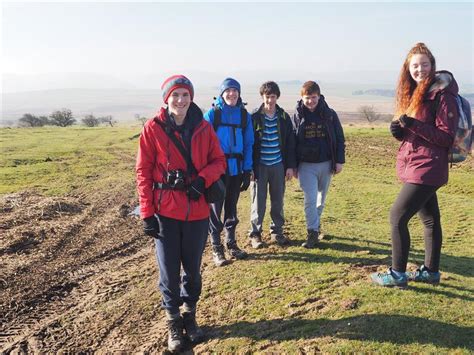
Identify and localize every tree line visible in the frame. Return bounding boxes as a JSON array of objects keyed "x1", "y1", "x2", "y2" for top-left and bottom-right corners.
[
  {"x1": 17, "y1": 106, "x2": 390, "y2": 128},
  {"x1": 18, "y1": 109, "x2": 117, "y2": 127}
]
